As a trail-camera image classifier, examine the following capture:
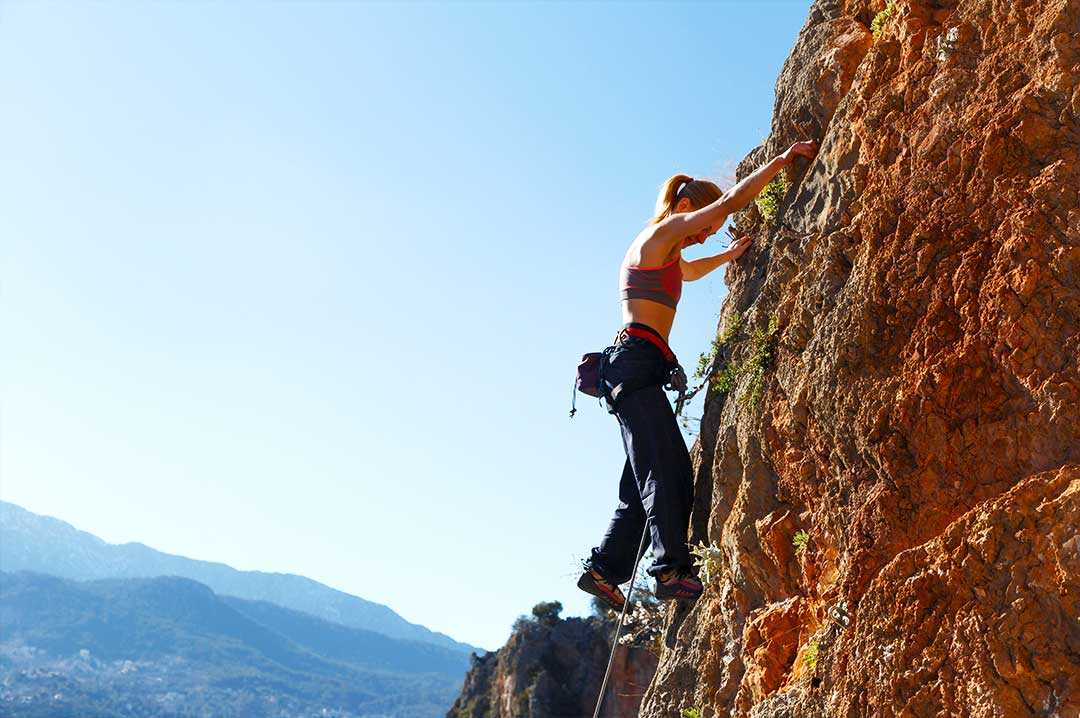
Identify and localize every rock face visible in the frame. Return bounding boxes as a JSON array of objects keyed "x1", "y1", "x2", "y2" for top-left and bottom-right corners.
[
  {"x1": 640, "y1": 0, "x2": 1080, "y2": 716},
  {"x1": 448, "y1": 614, "x2": 658, "y2": 718}
]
